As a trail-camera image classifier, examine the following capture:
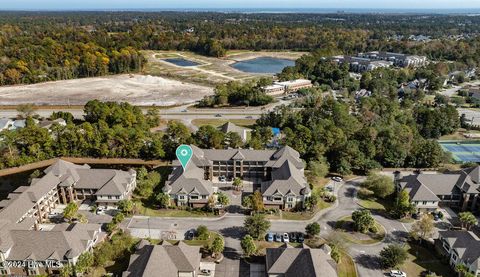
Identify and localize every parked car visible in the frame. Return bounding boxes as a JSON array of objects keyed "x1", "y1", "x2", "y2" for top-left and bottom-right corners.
[
  {"x1": 420, "y1": 270, "x2": 434, "y2": 277},
  {"x1": 245, "y1": 116, "x2": 253, "y2": 119},
  {"x1": 297, "y1": 233, "x2": 305, "y2": 243},
  {"x1": 186, "y1": 230, "x2": 195, "y2": 240},
  {"x1": 433, "y1": 213, "x2": 440, "y2": 221},
  {"x1": 181, "y1": 109, "x2": 188, "y2": 112},
  {"x1": 282, "y1": 233, "x2": 289, "y2": 243},
  {"x1": 200, "y1": 269, "x2": 212, "y2": 276},
  {"x1": 275, "y1": 233, "x2": 282, "y2": 242},
  {"x1": 389, "y1": 270, "x2": 407, "y2": 277},
  {"x1": 267, "y1": 233, "x2": 274, "y2": 242},
  {"x1": 289, "y1": 232, "x2": 297, "y2": 242},
  {"x1": 215, "y1": 114, "x2": 222, "y2": 117},
  {"x1": 412, "y1": 213, "x2": 419, "y2": 220},
  {"x1": 331, "y1": 176, "x2": 343, "y2": 182},
  {"x1": 219, "y1": 176, "x2": 226, "y2": 182}
]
